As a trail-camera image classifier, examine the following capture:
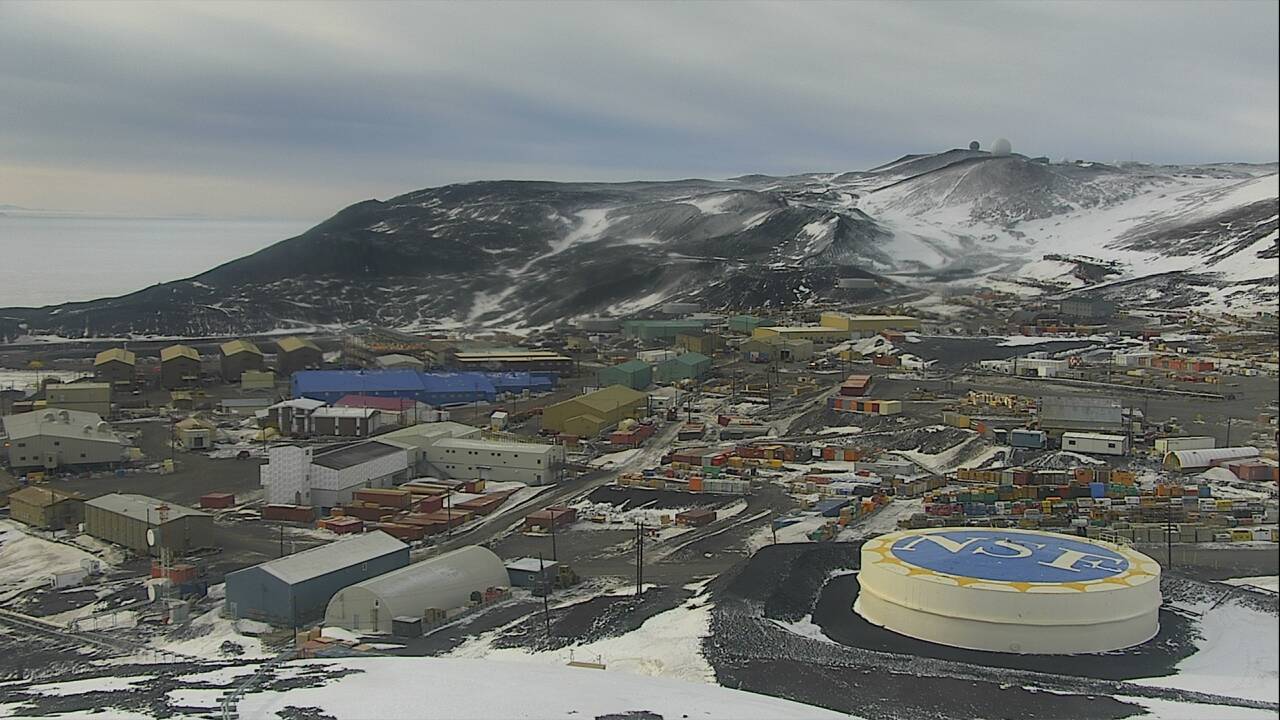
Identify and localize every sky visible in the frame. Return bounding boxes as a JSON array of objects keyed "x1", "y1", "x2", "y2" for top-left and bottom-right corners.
[{"x1": 1, "y1": 0, "x2": 1277, "y2": 220}]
